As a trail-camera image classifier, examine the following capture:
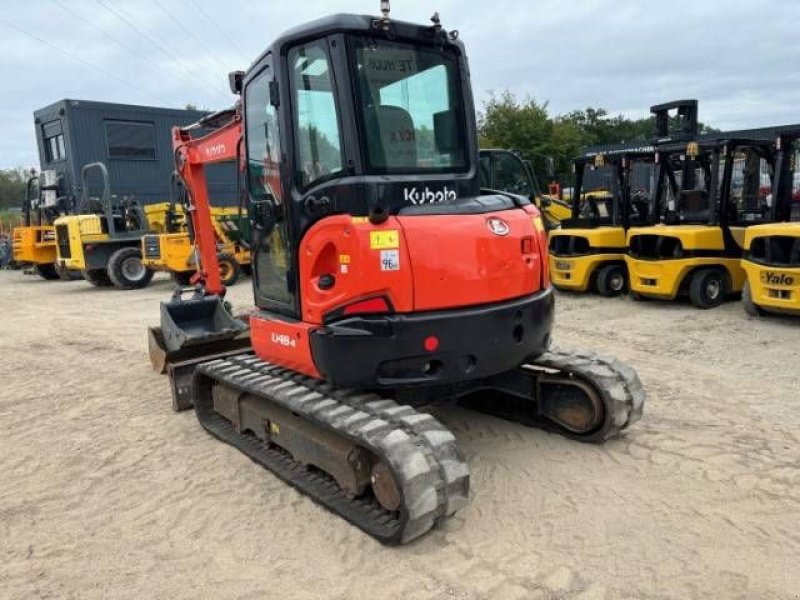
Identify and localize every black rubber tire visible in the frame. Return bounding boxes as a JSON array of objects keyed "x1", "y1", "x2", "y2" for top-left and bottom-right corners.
[
  {"x1": 217, "y1": 252, "x2": 240, "y2": 287},
  {"x1": 595, "y1": 264, "x2": 628, "y2": 297},
  {"x1": 35, "y1": 263, "x2": 60, "y2": 280},
  {"x1": 741, "y1": 280, "x2": 764, "y2": 317},
  {"x1": 107, "y1": 247, "x2": 154, "y2": 290},
  {"x1": 83, "y1": 268, "x2": 113, "y2": 287},
  {"x1": 689, "y1": 268, "x2": 727, "y2": 309},
  {"x1": 0, "y1": 237, "x2": 11, "y2": 268},
  {"x1": 171, "y1": 270, "x2": 194, "y2": 286}
]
